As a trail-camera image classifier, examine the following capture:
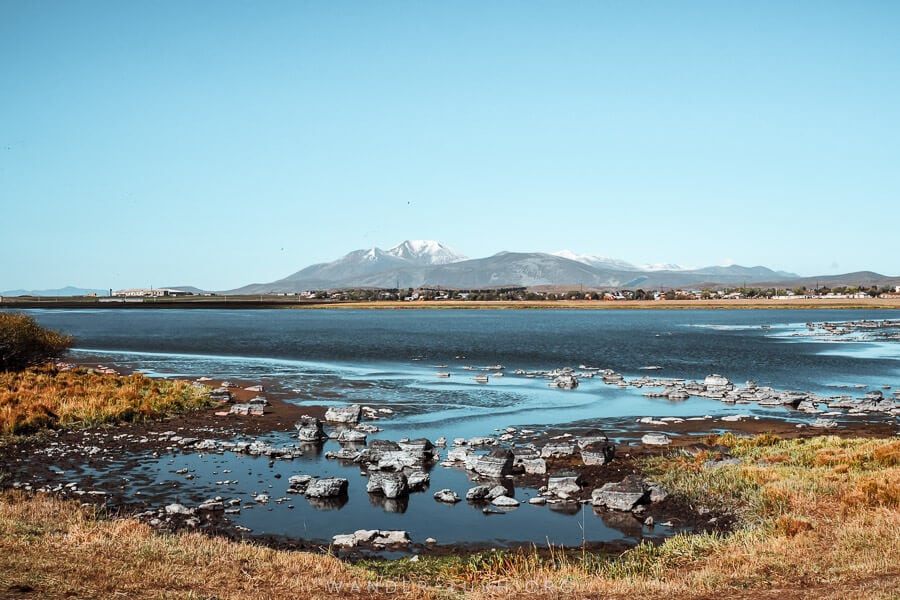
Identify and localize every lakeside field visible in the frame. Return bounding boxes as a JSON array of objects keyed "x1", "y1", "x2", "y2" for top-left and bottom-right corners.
[
  {"x1": 2, "y1": 433, "x2": 898, "y2": 599},
  {"x1": 3, "y1": 296, "x2": 900, "y2": 310},
  {"x1": 0, "y1": 367, "x2": 898, "y2": 598}
]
